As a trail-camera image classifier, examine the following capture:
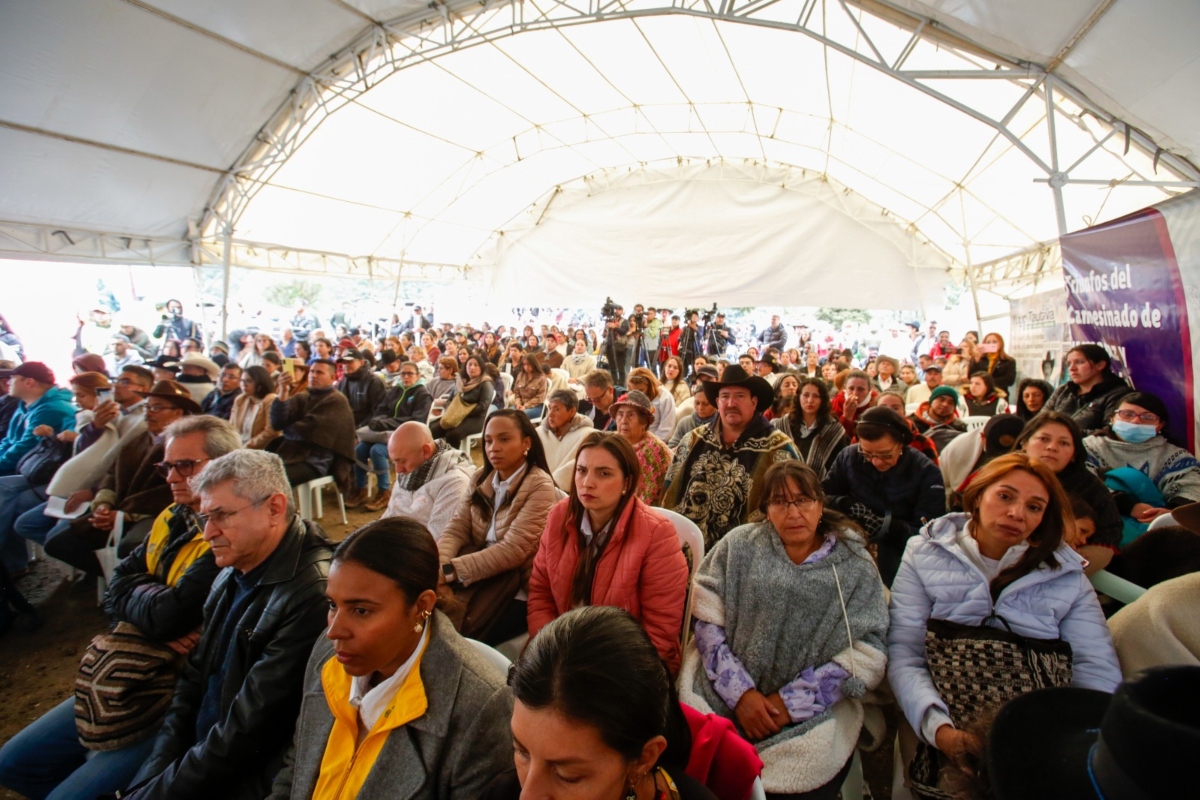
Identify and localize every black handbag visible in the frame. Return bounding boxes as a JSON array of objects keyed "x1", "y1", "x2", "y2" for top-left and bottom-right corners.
[{"x1": 17, "y1": 436, "x2": 73, "y2": 490}]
